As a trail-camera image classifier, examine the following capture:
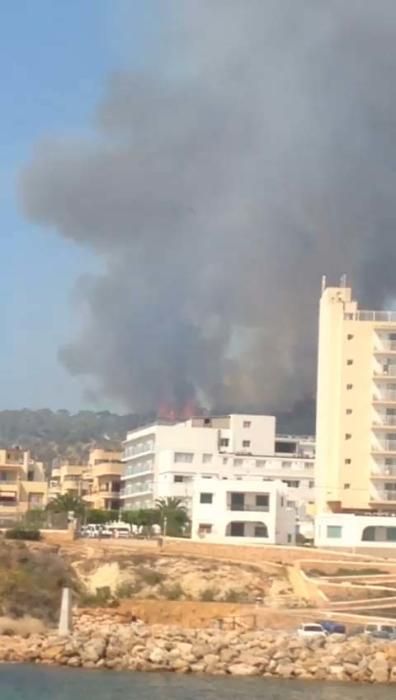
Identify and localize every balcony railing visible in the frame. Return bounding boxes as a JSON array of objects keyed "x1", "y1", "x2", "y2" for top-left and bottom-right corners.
[
  {"x1": 371, "y1": 492, "x2": 396, "y2": 502},
  {"x1": 375, "y1": 342, "x2": 396, "y2": 353},
  {"x1": 372, "y1": 418, "x2": 396, "y2": 427},
  {"x1": 372, "y1": 441, "x2": 396, "y2": 452},
  {"x1": 374, "y1": 369, "x2": 396, "y2": 378},
  {"x1": 345, "y1": 310, "x2": 396, "y2": 322},
  {"x1": 373, "y1": 393, "x2": 396, "y2": 402},
  {"x1": 227, "y1": 504, "x2": 269, "y2": 512}
]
